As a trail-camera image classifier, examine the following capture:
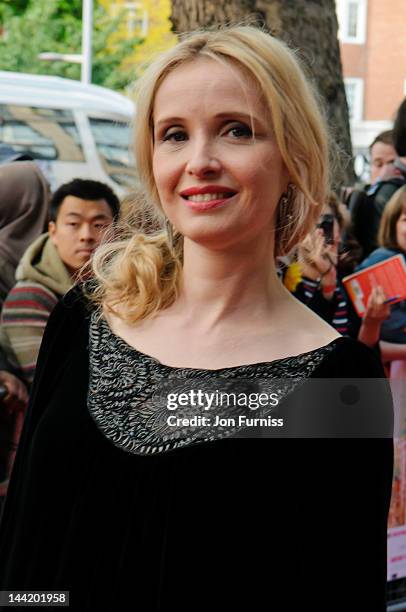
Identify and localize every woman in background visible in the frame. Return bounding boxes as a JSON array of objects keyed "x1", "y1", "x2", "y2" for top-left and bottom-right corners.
[
  {"x1": 0, "y1": 26, "x2": 392, "y2": 611},
  {"x1": 358, "y1": 185, "x2": 406, "y2": 376},
  {"x1": 292, "y1": 193, "x2": 390, "y2": 348}
]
